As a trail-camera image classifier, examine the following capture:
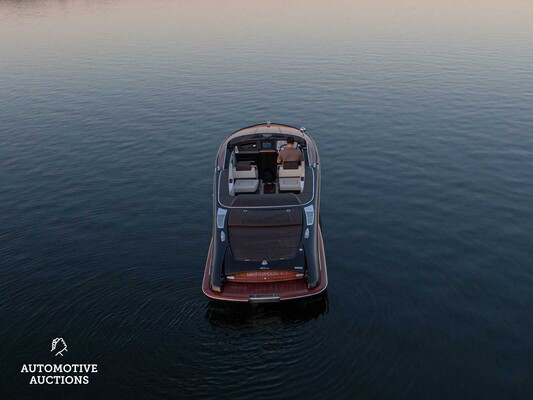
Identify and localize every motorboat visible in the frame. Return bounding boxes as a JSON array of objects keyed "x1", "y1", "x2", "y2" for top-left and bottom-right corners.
[{"x1": 202, "y1": 122, "x2": 327, "y2": 302}]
